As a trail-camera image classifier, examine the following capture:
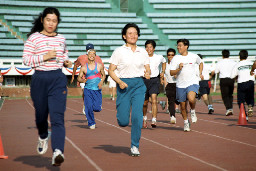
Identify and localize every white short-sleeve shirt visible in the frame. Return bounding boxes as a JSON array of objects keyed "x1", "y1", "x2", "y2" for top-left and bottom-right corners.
[
  {"x1": 215, "y1": 58, "x2": 237, "y2": 78},
  {"x1": 109, "y1": 45, "x2": 150, "y2": 78},
  {"x1": 231, "y1": 59, "x2": 255, "y2": 83},
  {"x1": 149, "y1": 54, "x2": 166, "y2": 78},
  {"x1": 170, "y1": 52, "x2": 202, "y2": 88},
  {"x1": 165, "y1": 62, "x2": 176, "y2": 83},
  {"x1": 201, "y1": 62, "x2": 214, "y2": 80}
]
